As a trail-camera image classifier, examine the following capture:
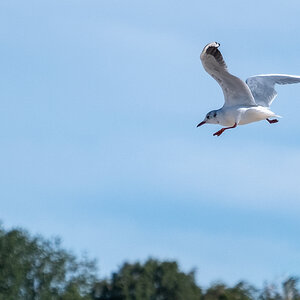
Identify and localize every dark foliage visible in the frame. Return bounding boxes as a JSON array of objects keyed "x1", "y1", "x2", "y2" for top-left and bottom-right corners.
[
  {"x1": 0, "y1": 226, "x2": 97, "y2": 300},
  {"x1": 0, "y1": 224, "x2": 300, "y2": 300},
  {"x1": 92, "y1": 259, "x2": 201, "y2": 300}
]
